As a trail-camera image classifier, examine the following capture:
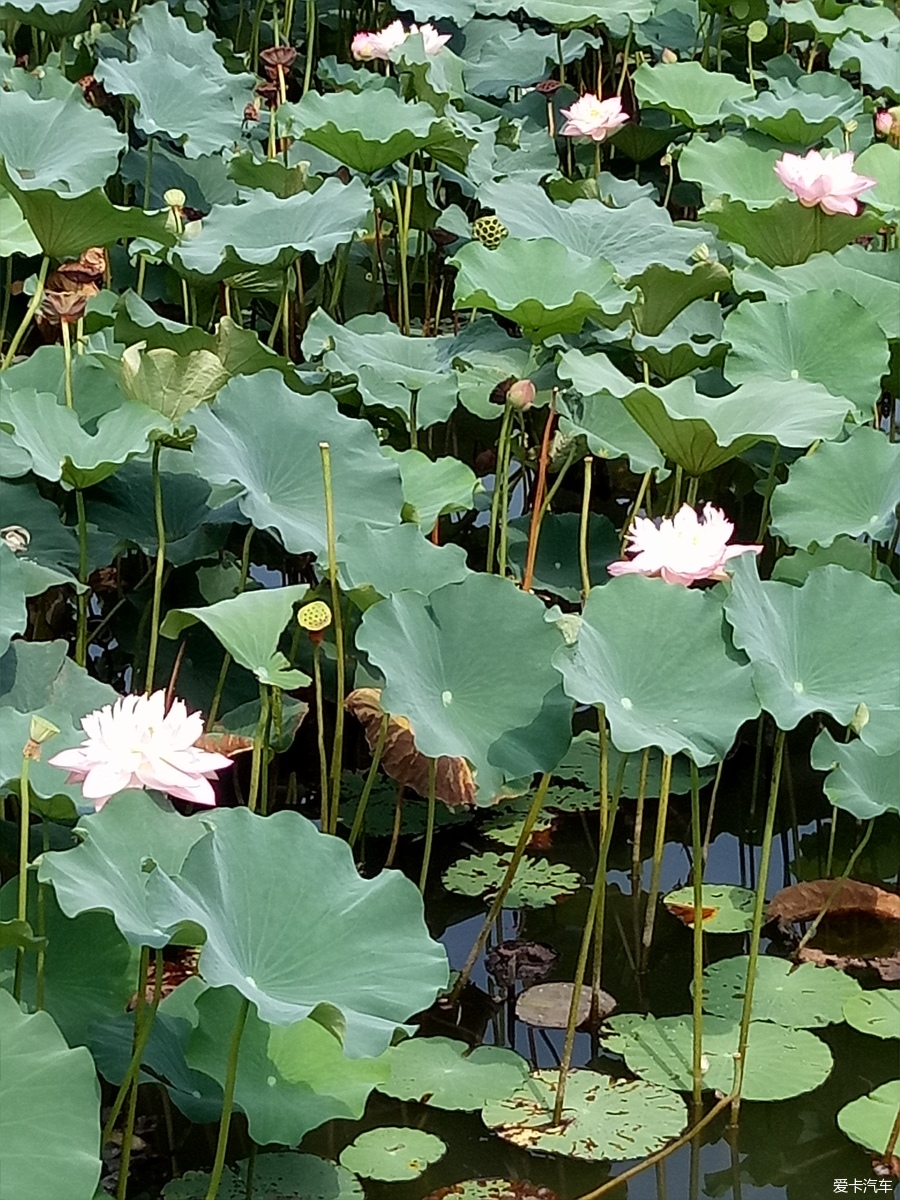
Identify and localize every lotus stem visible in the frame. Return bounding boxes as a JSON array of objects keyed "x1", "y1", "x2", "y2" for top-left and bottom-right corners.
[
  {"x1": 244, "y1": 1142, "x2": 257, "y2": 1200},
  {"x1": 349, "y1": 712, "x2": 389, "y2": 848},
  {"x1": 689, "y1": 759, "x2": 705, "y2": 1111},
  {"x1": 246, "y1": 684, "x2": 270, "y2": 814},
  {"x1": 522, "y1": 395, "x2": 557, "y2": 592},
  {"x1": 702, "y1": 760, "x2": 724, "y2": 865},
  {"x1": 731, "y1": 726, "x2": 785, "y2": 1124},
  {"x1": 631, "y1": 748, "x2": 651, "y2": 954},
  {"x1": 391, "y1": 180, "x2": 411, "y2": 335},
  {"x1": 143, "y1": 135, "x2": 155, "y2": 209},
  {"x1": 319, "y1": 442, "x2": 346, "y2": 836},
  {"x1": 884, "y1": 1101, "x2": 900, "y2": 1161},
  {"x1": 641, "y1": 752, "x2": 673, "y2": 968},
  {"x1": 2, "y1": 255, "x2": 49, "y2": 370},
  {"x1": 385, "y1": 784, "x2": 404, "y2": 869},
  {"x1": 61, "y1": 317, "x2": 74, "y2": 409},
  {"x1": 144, "y1": 442, "x2": 166, "y2": 693},
  {"x1": 418, "y1": 758, "x2": 437, "y2": 894},
  {"x1": 302, "y1": 0, "x2": 315, "y2": 95},
  {"x1": 13, "y1": 752, "x2": 32, "y2": 1003},
  {"x1": 450, "y1": 772, "x2": 553, "y2": 1004},
  {"x1": 35, "y1": 819, "x2": 49, "y2": 1010},
  {"x1": 74, "y1": 490, "x2": 90, "y2": 668},
  {"x1": 669, "y1": 465, "x2": 683, "y2": 514},
  {"x1": 554, "y1": 755, "x2": 628, "y2": 1124},
  {"x1": 116, "y1": 947, "x2": 163, "y2": 1200},
  {"x1": 756, "y1": 444, "x2": 781, "y2": 542},
  {"x1": 795, "y1": 819, "x2": 873, "y2": 957},
  {"x1": 408, "y1": 389, "x2": 419, "y2": 451},
  {"x1": 204, "y1": 995, "x2": 250, "y2": 1200},
  {"x1": 259, "y1": 686, "x2": 275, "y2": 816},
  {"x1": 207, "y1": 526, "x2": 253, "y2": 730},
  {"x1": 312, "y1": 640, "x2": 329, "y2": 830},
  {"x1": 102, "y1": 943, "x2": 162, "y2": 1145},
  {"x1": 824, "y1": 804, "x2": 838, "y2": 877},
  {"x1": 486, "y1": 404, "x2": 514, "y2": 574},
  {"x1": 620, "y1": 469, "x2": 652, "y2": 553},
  {"x1": 497, "y1": 423, "x2": 514, "y2": 578},
  {"x1": 578, "y1": 457, "x2": 593, "y2": 597},
  {"x1": 615, "y1": 24, "x2": 633, "y2": 95}
]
